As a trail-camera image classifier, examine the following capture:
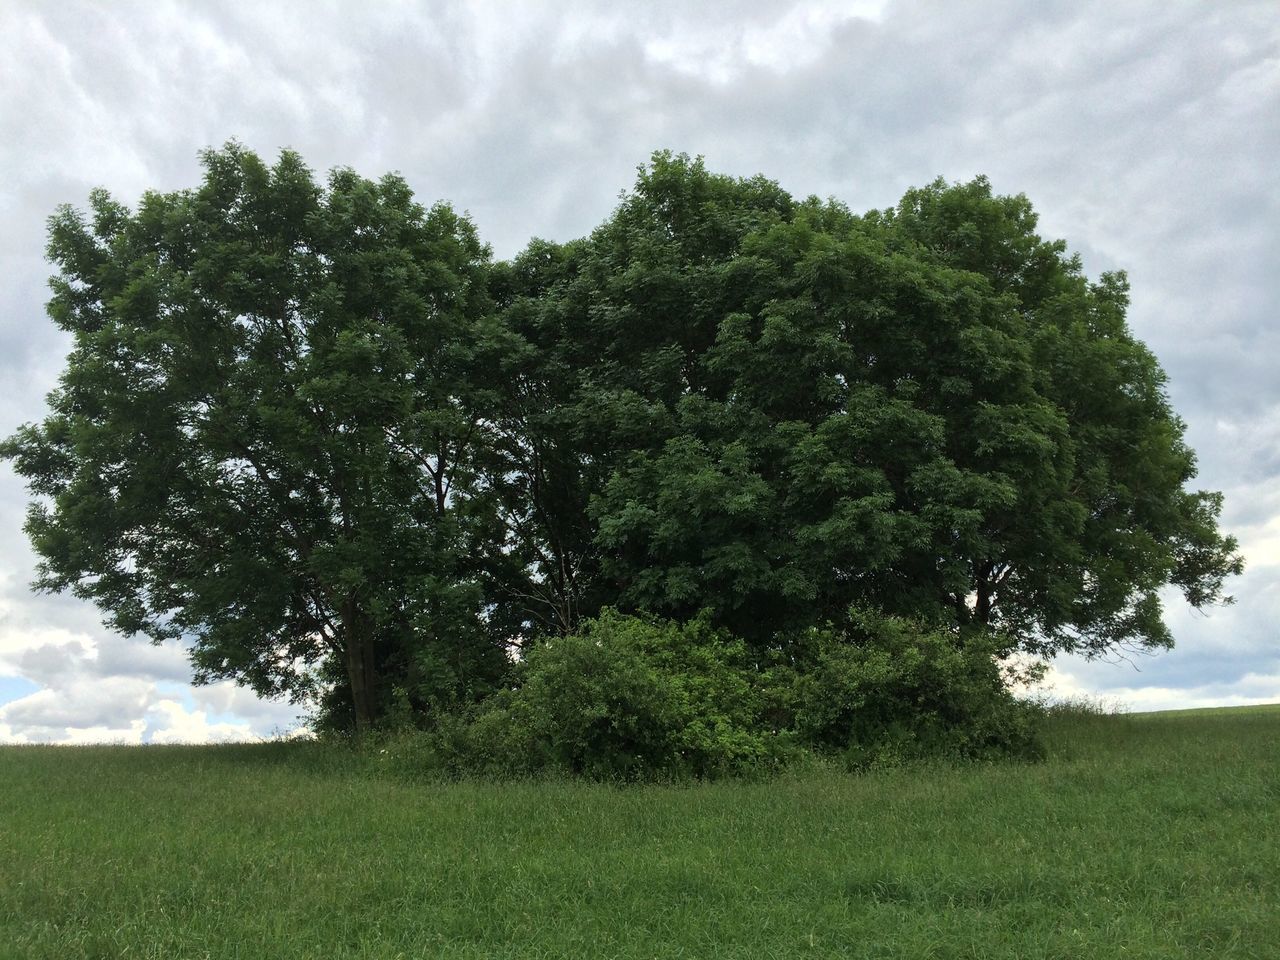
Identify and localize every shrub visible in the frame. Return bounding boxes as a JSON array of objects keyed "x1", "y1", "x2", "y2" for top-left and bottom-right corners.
[
  {"x1": 467, "y1": 610, "x2": 790, "y2": 780},
  {"x1": 792, "y1": 609, "x2": 1044, "y2": 768},
  {"x1": 360, "y1": 608, "x2": 1045, "y2": 781}
]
